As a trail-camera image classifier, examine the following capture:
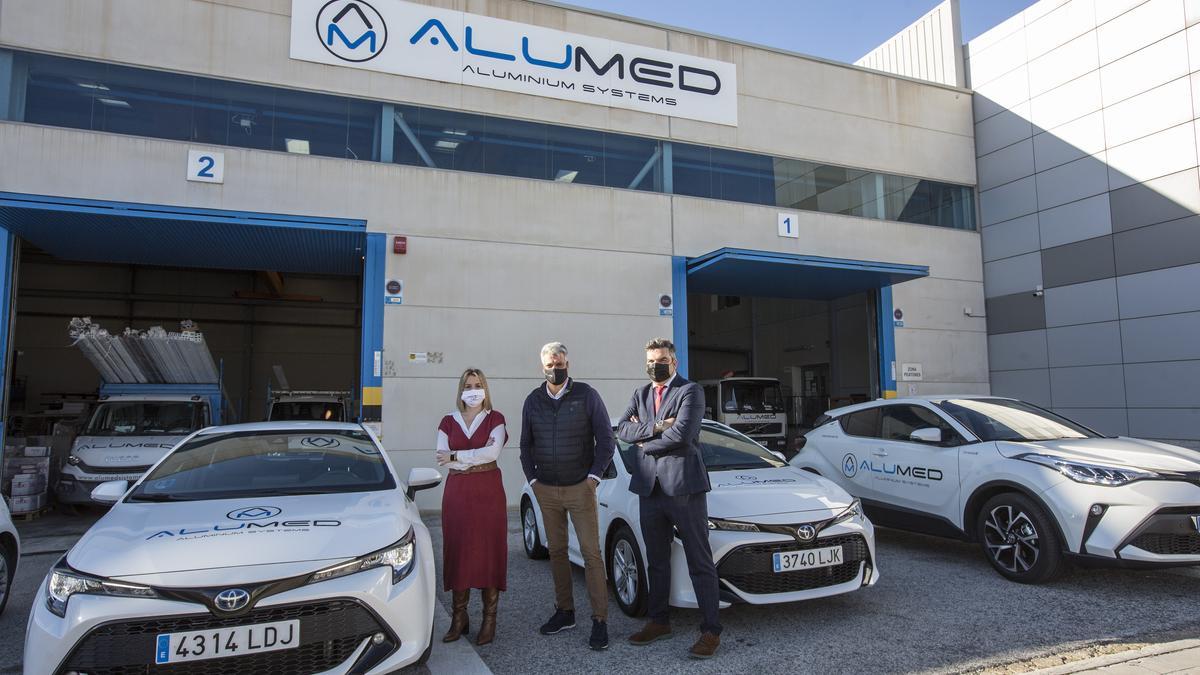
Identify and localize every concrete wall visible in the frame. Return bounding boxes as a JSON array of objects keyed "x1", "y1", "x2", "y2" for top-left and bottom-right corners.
[
  {"x1": 0, "y1": 0, "x2": 984, "y2": 506},
  {"x1": 856, "y1": 0, "x2": 967, "y2": 88},
  {"x1": 968, "y1": 0, "x2": 1200, "y2": 446}
]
